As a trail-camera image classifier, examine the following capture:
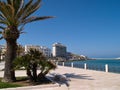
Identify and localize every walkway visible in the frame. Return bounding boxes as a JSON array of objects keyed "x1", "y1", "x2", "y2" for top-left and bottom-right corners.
[{"x1": 0, "y1": 66, "x2": 120, "y2": 90}]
